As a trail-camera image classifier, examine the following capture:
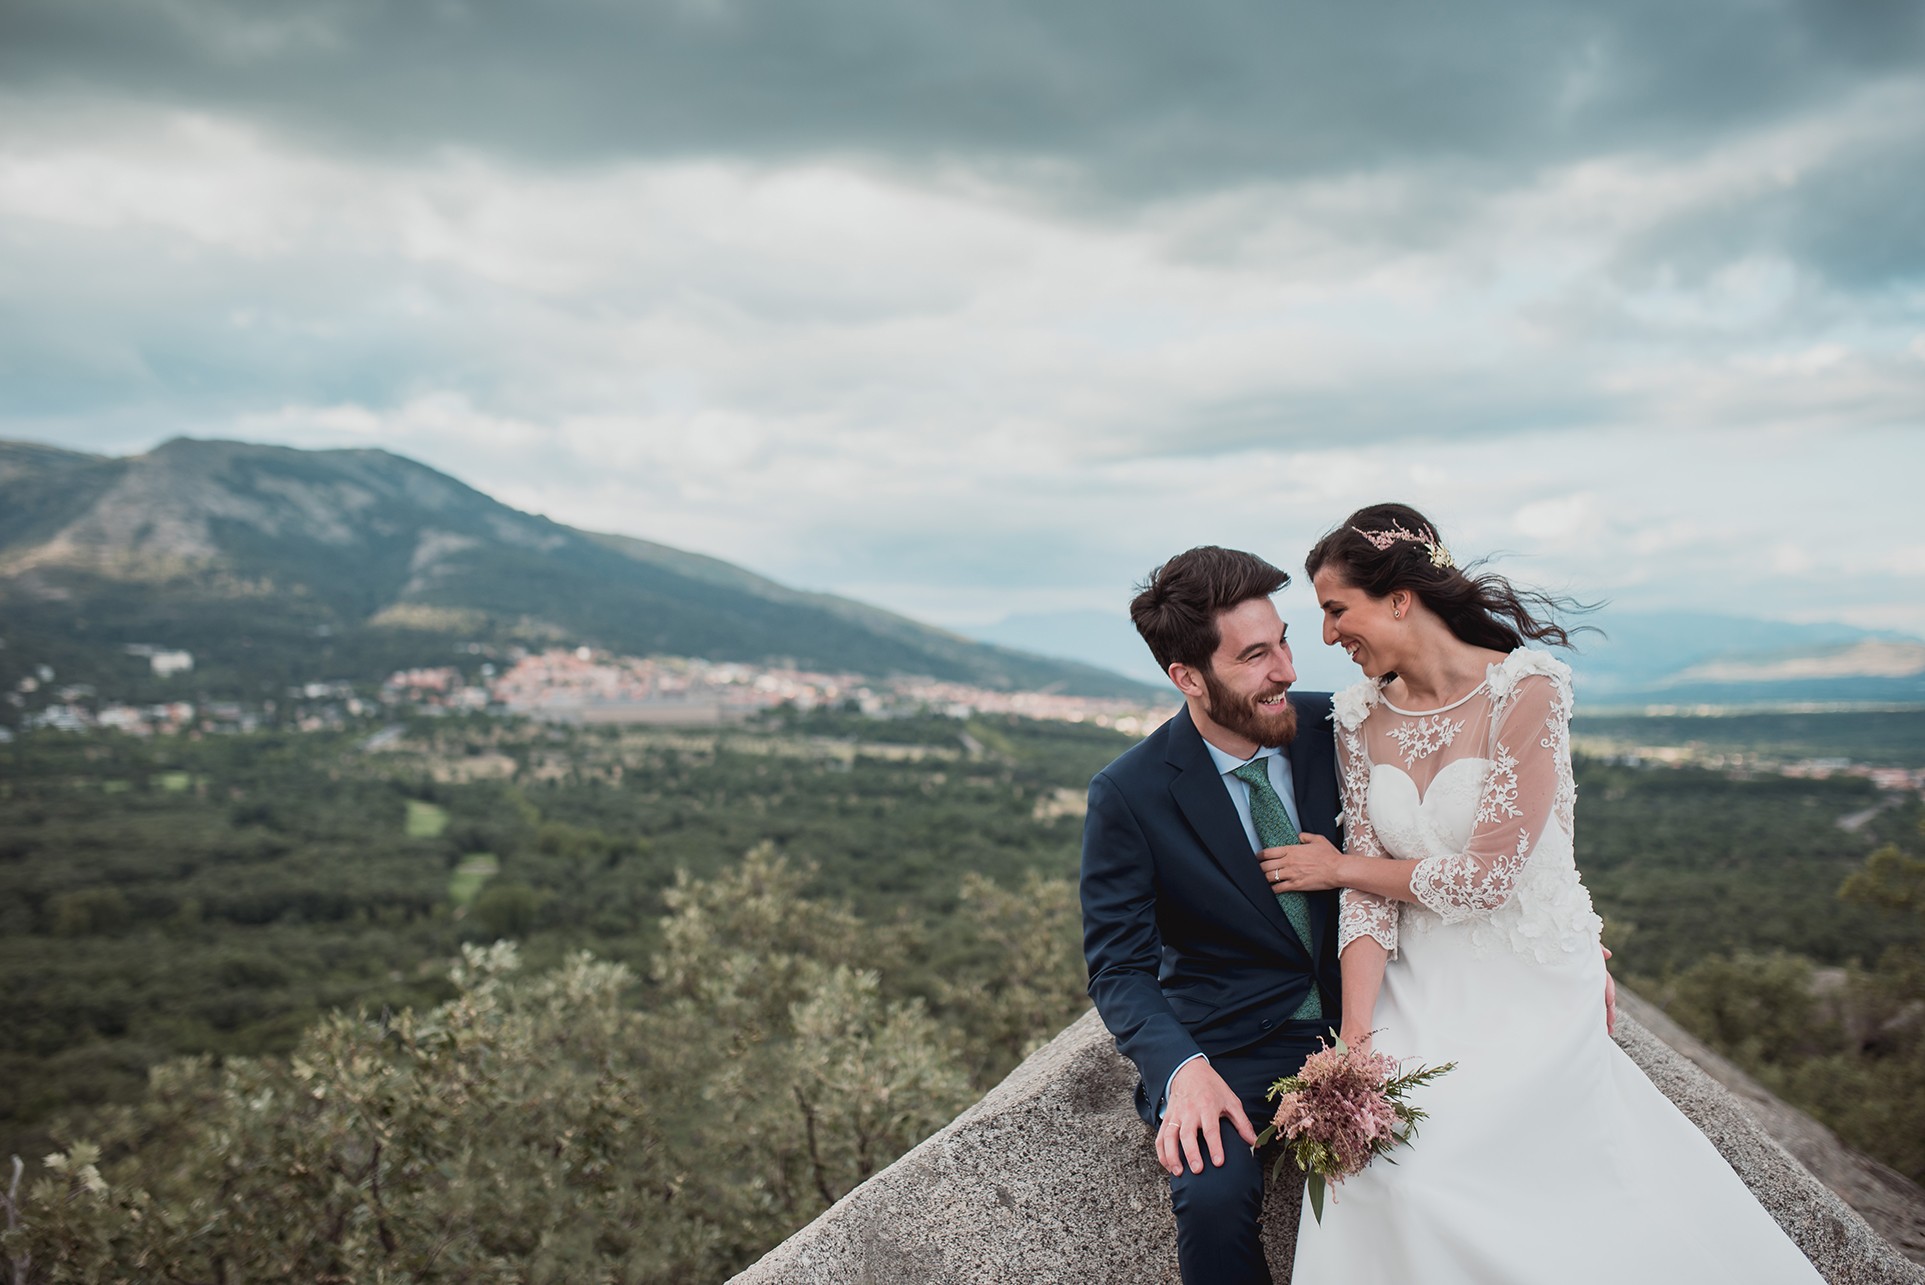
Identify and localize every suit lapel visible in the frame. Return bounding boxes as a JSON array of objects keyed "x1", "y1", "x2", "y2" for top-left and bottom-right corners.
[
  {"x1": 1287, "y1": 697, "x2": 1338, "y2": 969},
  {"x1": 1165, "y1": 708, "x2": 1311, "y2": 962},
  {"x1": 1287, "y1": 698, "x2": 1336, "y2": 836}
]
